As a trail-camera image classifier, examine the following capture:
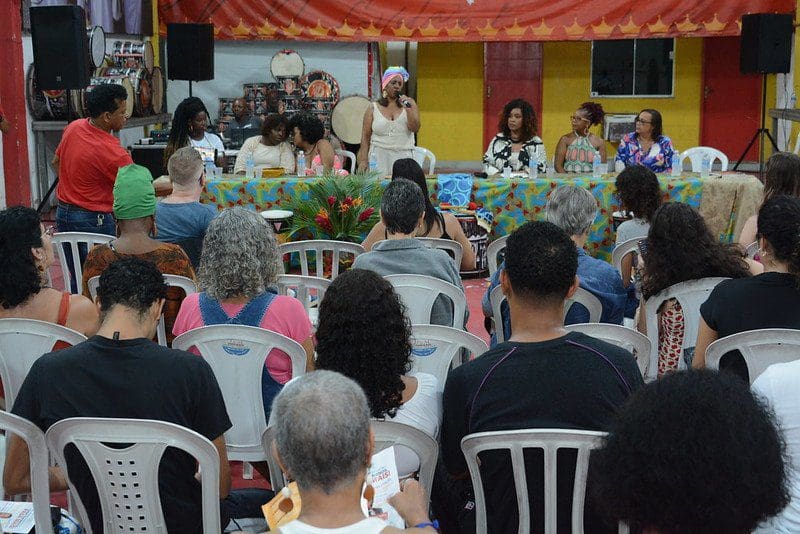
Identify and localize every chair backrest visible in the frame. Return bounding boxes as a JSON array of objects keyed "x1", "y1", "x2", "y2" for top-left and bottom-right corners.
[
  {"x1": 745, "y1": 241, "x2": 759, "y2": 260},
  {"x1": 0, "y1": 318, "x2": 87, "y2": 407},
  {"x1": 611, "y1": 238, "x2": 641, "y2": 279},
  {"x1": 409, "y1": 324, "x2": 488, "y2": 389},
  {"x1": 681, "y1": 146, "x2": 729, "y2": 172},
  {"x1": 642, "y1": 277, "x2": 729, "y2": 381},
  {"x1": 275, "y1": 274, "x2": 331, "y2": 326},
  {"x1": 564, "y1": 323, "x2": 650, "y2": 377},
  {"x1": 486, "y1": 235, "x2": 508, "y2": 277},
  {"x1": 334, "y1": 149, "x2": 357, "y2": 174},
  {"x1": 417, "y1": 238, "x2": 464, "y2": 270},
  {"x1": 384, "y1": 274, "x2": 467, "y2": 328},
  {"x1": 279, "y1": 240, "x2": 364, "y2": 279},
  {"x1": 46, "y1": 417, "x2": 220, "y2": 534},
  {"x1": 88, "y1": 274, "x2": 197, "y2": 347},
  {"x1": 50, "y1": 232, "x2": 114, "y2": 294},
  {"x1": 0, "y1": 411, "x2": 53, "y2": 533},
  {"x1": 260, "y1": 425, "x2": 287, "y2": 492},
  {"x1": 490, "y1": 287, "x2": 603, "y2": 343},
  {"x1": 412, "y1": 146, "x2": 436, "y2": 174},
  {"x1": 371, "y1": 420, "x2": 439, "y2": 495},
  {"x1": 705, "y1": 328, "x2": 800, "y2": 384},
  {"x1": 172, "y1": 324, "x2": 306, "y2": 461},
  {"x1": 460, "y1": 428, "x2": 608, "y2": 534}
]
